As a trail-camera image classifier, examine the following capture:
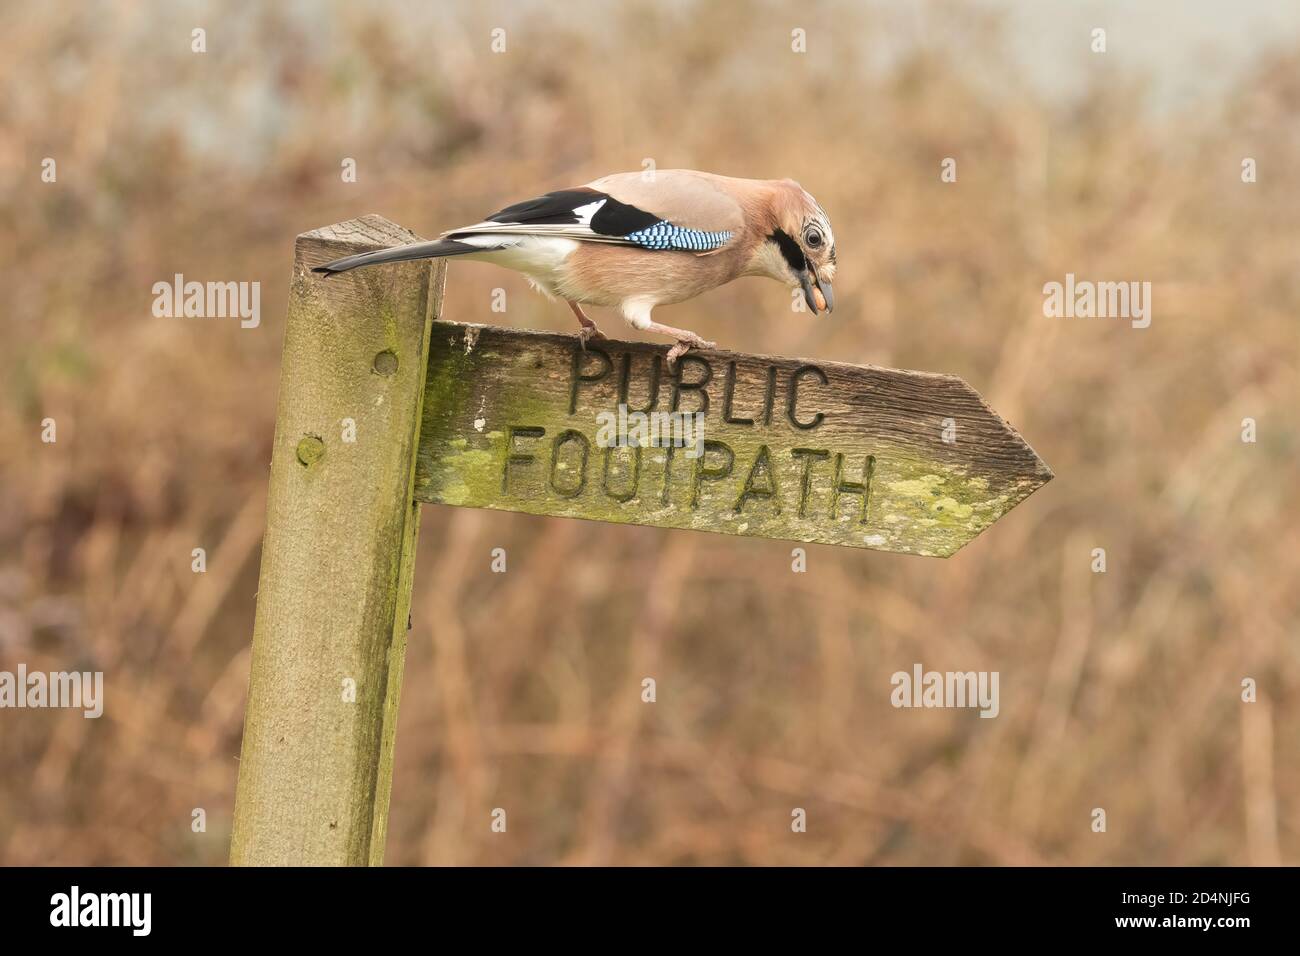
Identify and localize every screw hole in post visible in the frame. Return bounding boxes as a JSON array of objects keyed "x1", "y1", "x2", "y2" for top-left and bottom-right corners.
[
  {"x1": 373, "y1": 350, "x2": 399, "y2": 375},
  {"x1": 296, "y1": 435, "x2": 325, "y2": 467}
]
